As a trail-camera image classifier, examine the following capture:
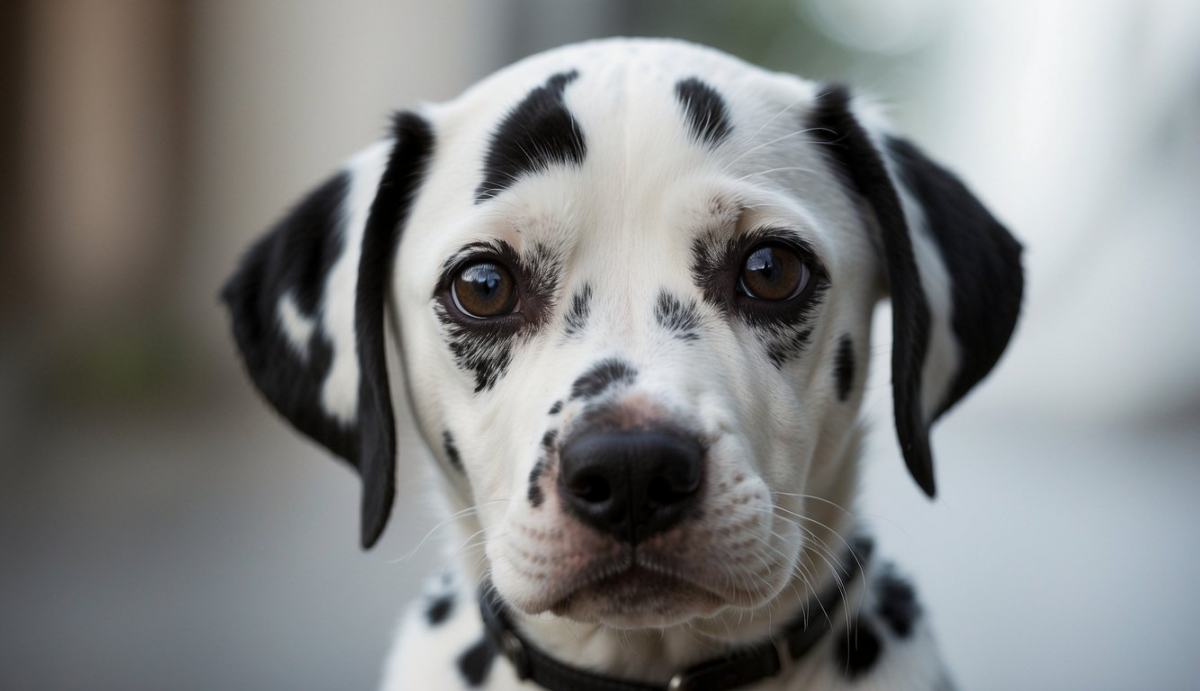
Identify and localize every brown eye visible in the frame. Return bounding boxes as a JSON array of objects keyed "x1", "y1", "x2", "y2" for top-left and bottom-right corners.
[
  {"x1": 452, "y1": 261, "x2": 518, "y2": 318},
  {"x1": 739, "y1": 244, "x2": 809, "y2": 301}
]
